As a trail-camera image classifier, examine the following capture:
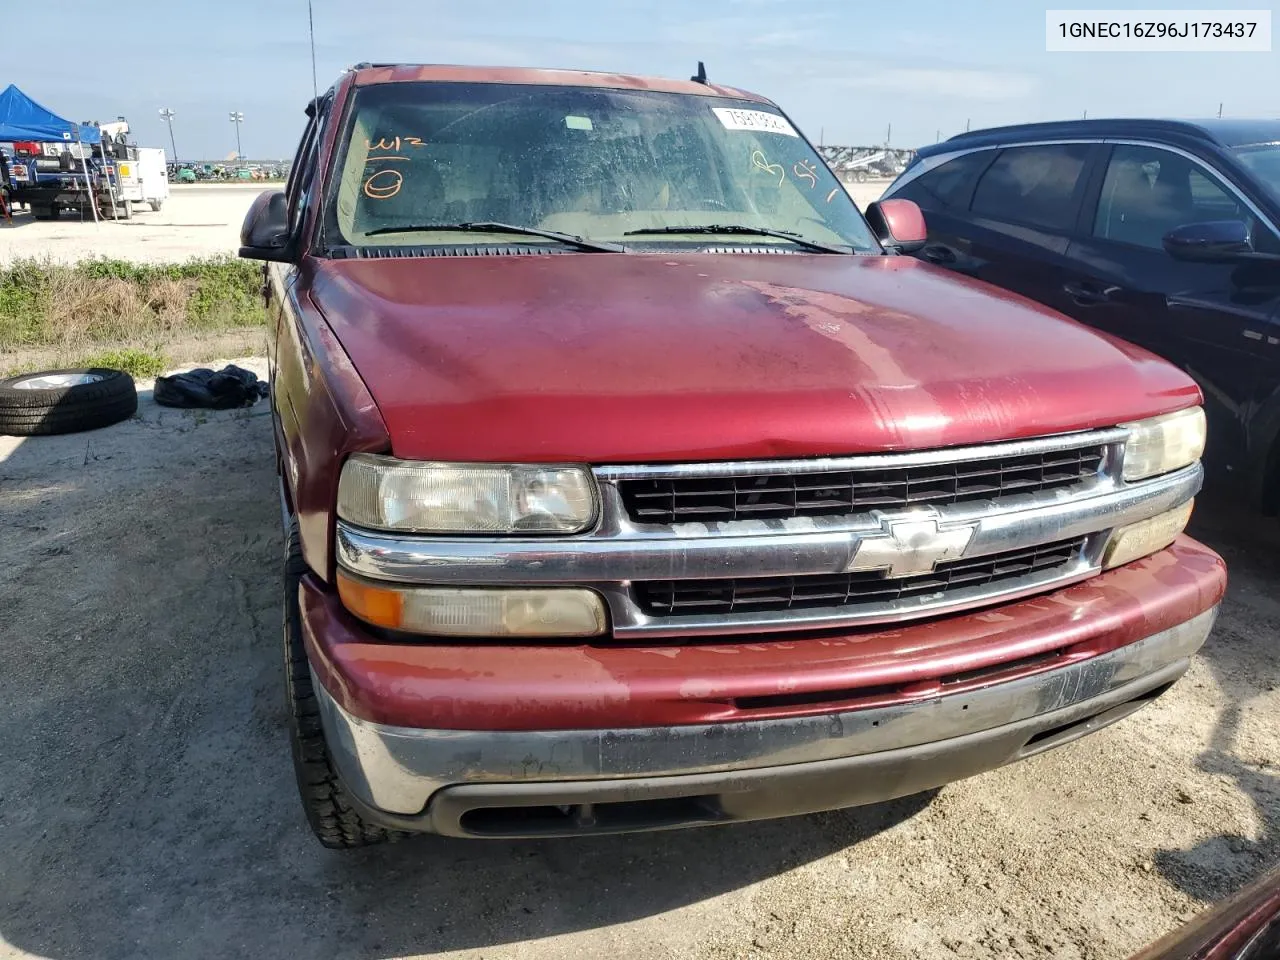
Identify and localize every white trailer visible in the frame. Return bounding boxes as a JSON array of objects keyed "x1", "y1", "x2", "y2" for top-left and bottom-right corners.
[{"x1": 113, "y1": 147, "x2": 169, "y2": 213}]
